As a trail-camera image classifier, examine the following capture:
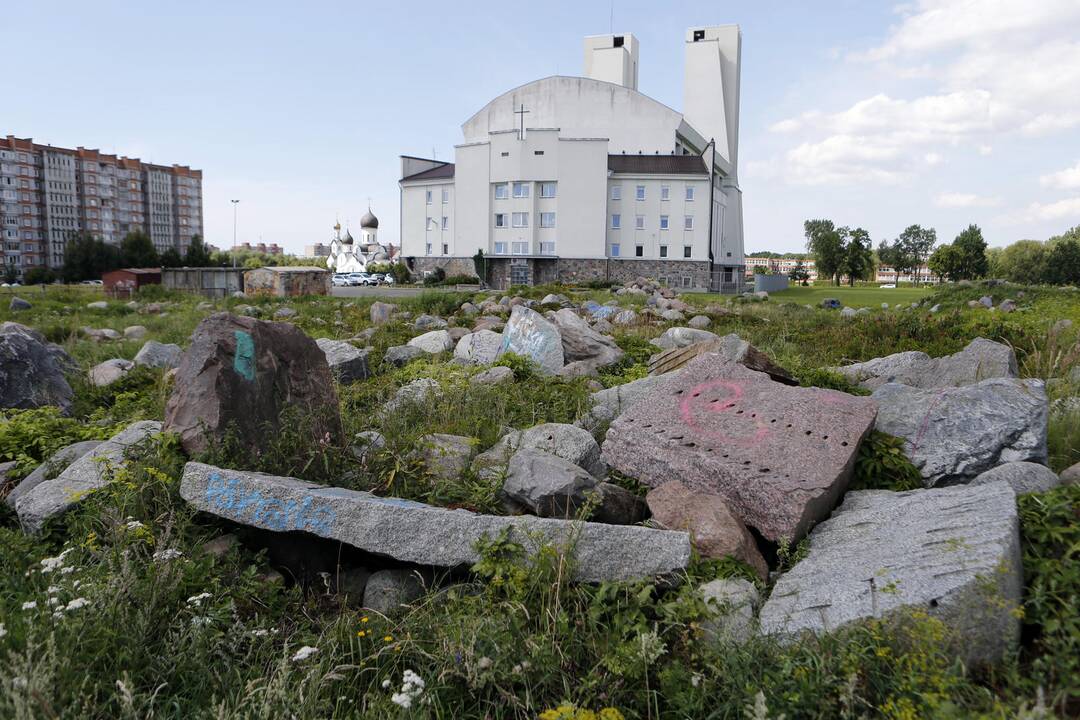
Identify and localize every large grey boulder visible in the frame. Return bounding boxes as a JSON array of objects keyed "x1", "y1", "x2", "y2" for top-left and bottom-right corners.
[
  {"x1": 872, "y1": 378, "x2": 1048, "y2": 486},
  {"x1": 363, "y1": 569, "x2": 425, "y2": 615},
  {"x1": 602, "y1": 353, "x2": 877, "y2": 543},
  {"x1": 382, "y1": 378, "x2": 440, "y2": 415},
  {"x1": 759, "y1": 482, "x2": 1023, "y2": 665},
  {"x1": 163, "y1": 313, "x2": 342, "y2": 455},
  {"x1": 473, "y1": 422, "x2": 607, "y2": 481},
  {"x1": 9, "y1": 296, "x2": 31, "y2": 311},
  {"x1": 1061, "y1": 461, "x2": 1080, "y2": 486},
  {"x1": 4, "y1": 440, "x2": 103, "y2": 510},
  {"x1": 123, "y1": 325, "x2": 148, "y2": 340},
  {"x1": 498, "y1": 306, "x2": 563, "y2": 374},
  {"x1": 502, "y1": 448, "x2": 600, "y2": 518},
  {"x1": 701, "y1": 578, "x2": 760, "y2": 645},
  {"x1": 650, "y1": 327, "x2": 718, "y2": 351},
  {"x1": 470, "y1": 365, "x2": 514, "y2": 386},
  {"x1": 0, "y1": 322, "x2": 75, "y2": 412},
  {"x1": 453, "y1": 330, "x2": 503, "y2": 365},
  {"x1": 89, "y1": 358, "x2": 134, "y2": 387},
  {"x1": 16, "y1": 421, "x2": 162, "y2": 533},
  {"x1": 833, "y1": 338, "x2": 1018, "y2": 390},
  {"x1": 370, "y1": 301, "x2": 396, "y2": 325},
  {"x1": 315, "y1": 338, "x2": 371, "y2": 383},
  {"x1": 407, "y1": 329, "x2": 453, "y2": 354},
  {"x1": 134, "y1": 340, "x2": 183, "y2": 369},
  {"x1": 969, "y1": 462, "x2": 1060, "y2": 494},
  {"x1": 180, "y1": 462, "x2": 692, "y2": 582},
  {"x1": 414, "y1": 433, "x2": 475, "y2": 482},
  {"x1": 649, "y1": 333, "x2": 795, "y2": 384},
  {"x1": 383, "y1": 344, "x2": 425, "y2": 367},
  {"x1": 551, "y1": 309, "x2": 624, "y2": 375},
  {"x1": 414, "y1": 314, "x2": 447, "y2": 330}
]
